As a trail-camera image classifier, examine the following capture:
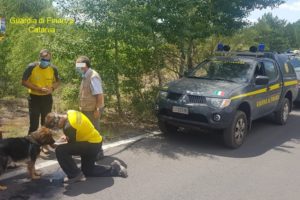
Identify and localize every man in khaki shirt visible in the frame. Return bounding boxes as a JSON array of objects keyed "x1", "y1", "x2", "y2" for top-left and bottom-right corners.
[{"x1": 75, "y1": 56, "x2": 104, "y2": 159}]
